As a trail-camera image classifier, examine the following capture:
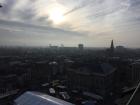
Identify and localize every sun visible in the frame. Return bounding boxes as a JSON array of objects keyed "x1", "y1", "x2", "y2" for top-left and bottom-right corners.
[{"x1": 49, "y1": 8, "x2": 65, "y2": 24}]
